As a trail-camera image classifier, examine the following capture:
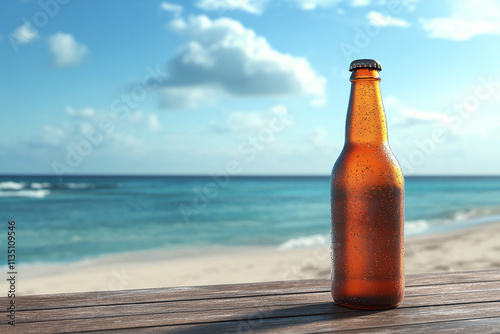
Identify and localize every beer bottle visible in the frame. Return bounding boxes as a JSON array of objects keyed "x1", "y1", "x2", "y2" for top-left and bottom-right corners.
[{"x1": 331, "y1": 59, "x2": 404, "y2": 310}]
